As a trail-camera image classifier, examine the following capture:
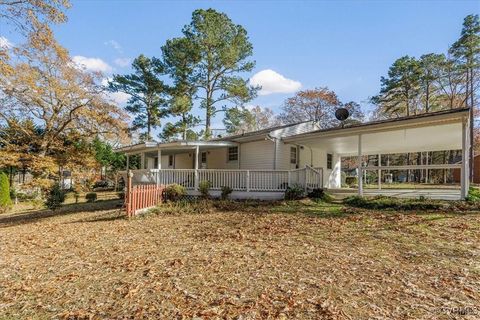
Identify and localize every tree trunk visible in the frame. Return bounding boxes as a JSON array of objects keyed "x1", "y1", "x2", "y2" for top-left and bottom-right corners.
[{"x1": 469, "y1": 67, "x2": 475, "y2": 183}]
